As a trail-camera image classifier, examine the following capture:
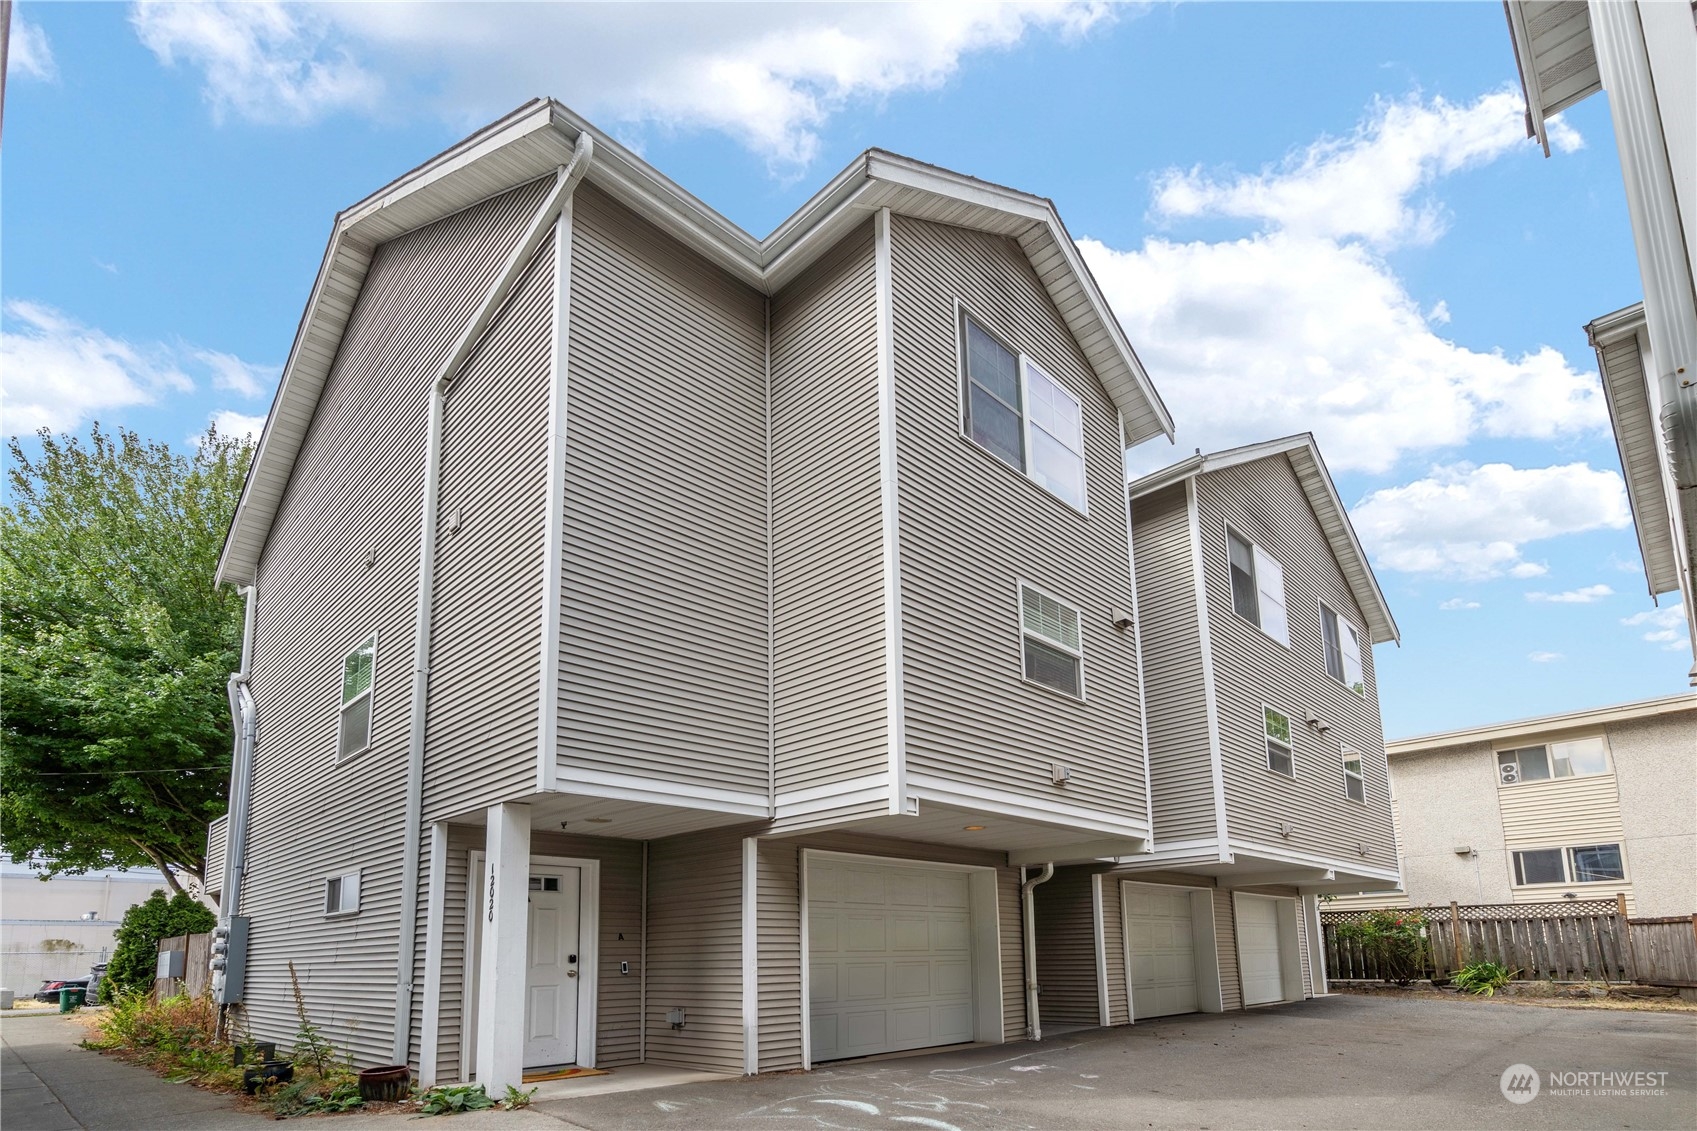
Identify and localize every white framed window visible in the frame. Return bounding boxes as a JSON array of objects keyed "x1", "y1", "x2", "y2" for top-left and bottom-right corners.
[
  {"x1": 1019, "y1": 582, "x2": 1084, "y2": 699},
  {"x1": 1320, "y1": 602, "x2": 1366, "y2": 696},
  {"x1": 1263, "y1": 705, "x2": 1294, "y2": 777},
  {"x1": 1511, "y1": 843, "x2": 1625, "y2": 886},
  {"x1": 1340, "y1": 748, "x2": 1365, "y2": 803},
  {"x1": 960, "y1": 311, "x2": 1087, "y2": 511},
  {"x1": 324, "y1": 869, "x2": 361, "y2": 916},
  {"x1": 338, "y1": 635, "x2": 376, "y2": 760},
  {"x1": 1495, "y1": 736, "x2": 1609, "y2": 785},
  {"x1": 1226, "y1": 527, "x2": 1288, "y2": 646}
]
